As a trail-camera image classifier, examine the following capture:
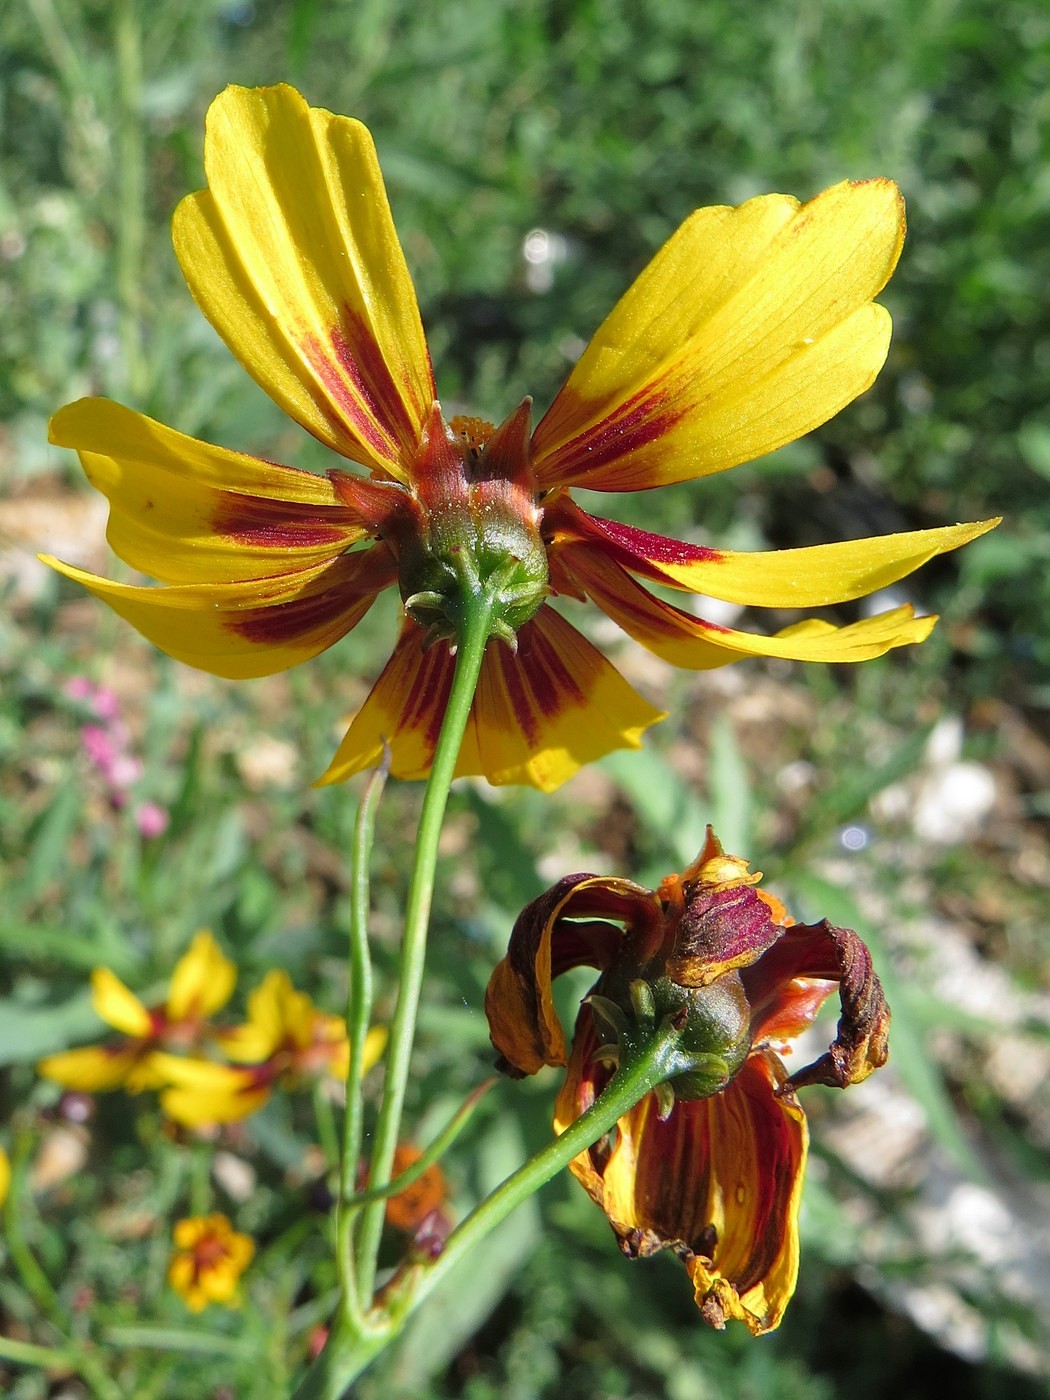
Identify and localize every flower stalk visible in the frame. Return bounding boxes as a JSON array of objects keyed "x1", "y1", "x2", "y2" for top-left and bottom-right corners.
[{"x1": 351, "y1": 585, "x2": 496, "y2": 1302}]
